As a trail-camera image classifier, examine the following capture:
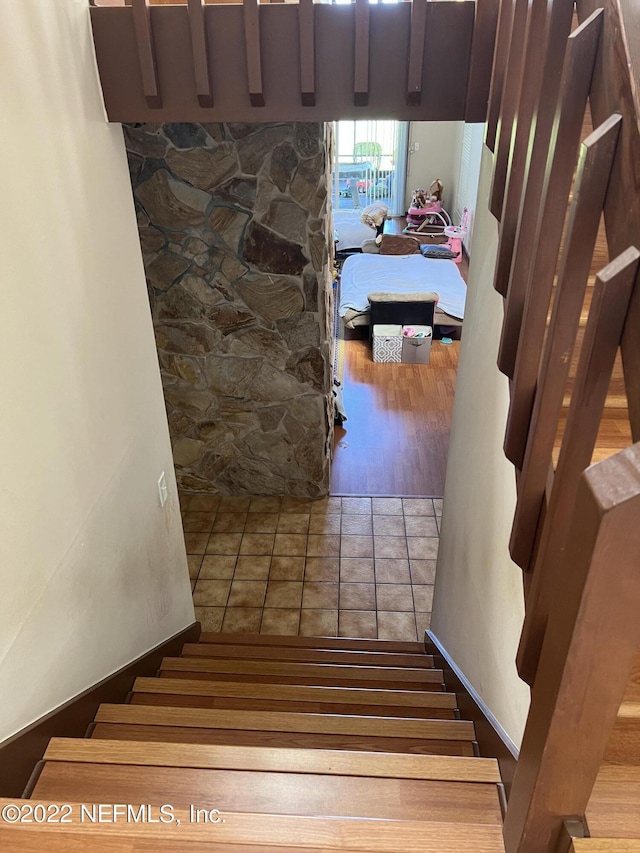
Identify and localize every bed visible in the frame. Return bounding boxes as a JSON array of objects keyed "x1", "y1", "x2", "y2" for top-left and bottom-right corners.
[
  {"x1": 333, "y1": 210, "x2": 376, "y2": 252},
  {"x1": 338, "y1": 253, "x2": 467, "y2": 329}
]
